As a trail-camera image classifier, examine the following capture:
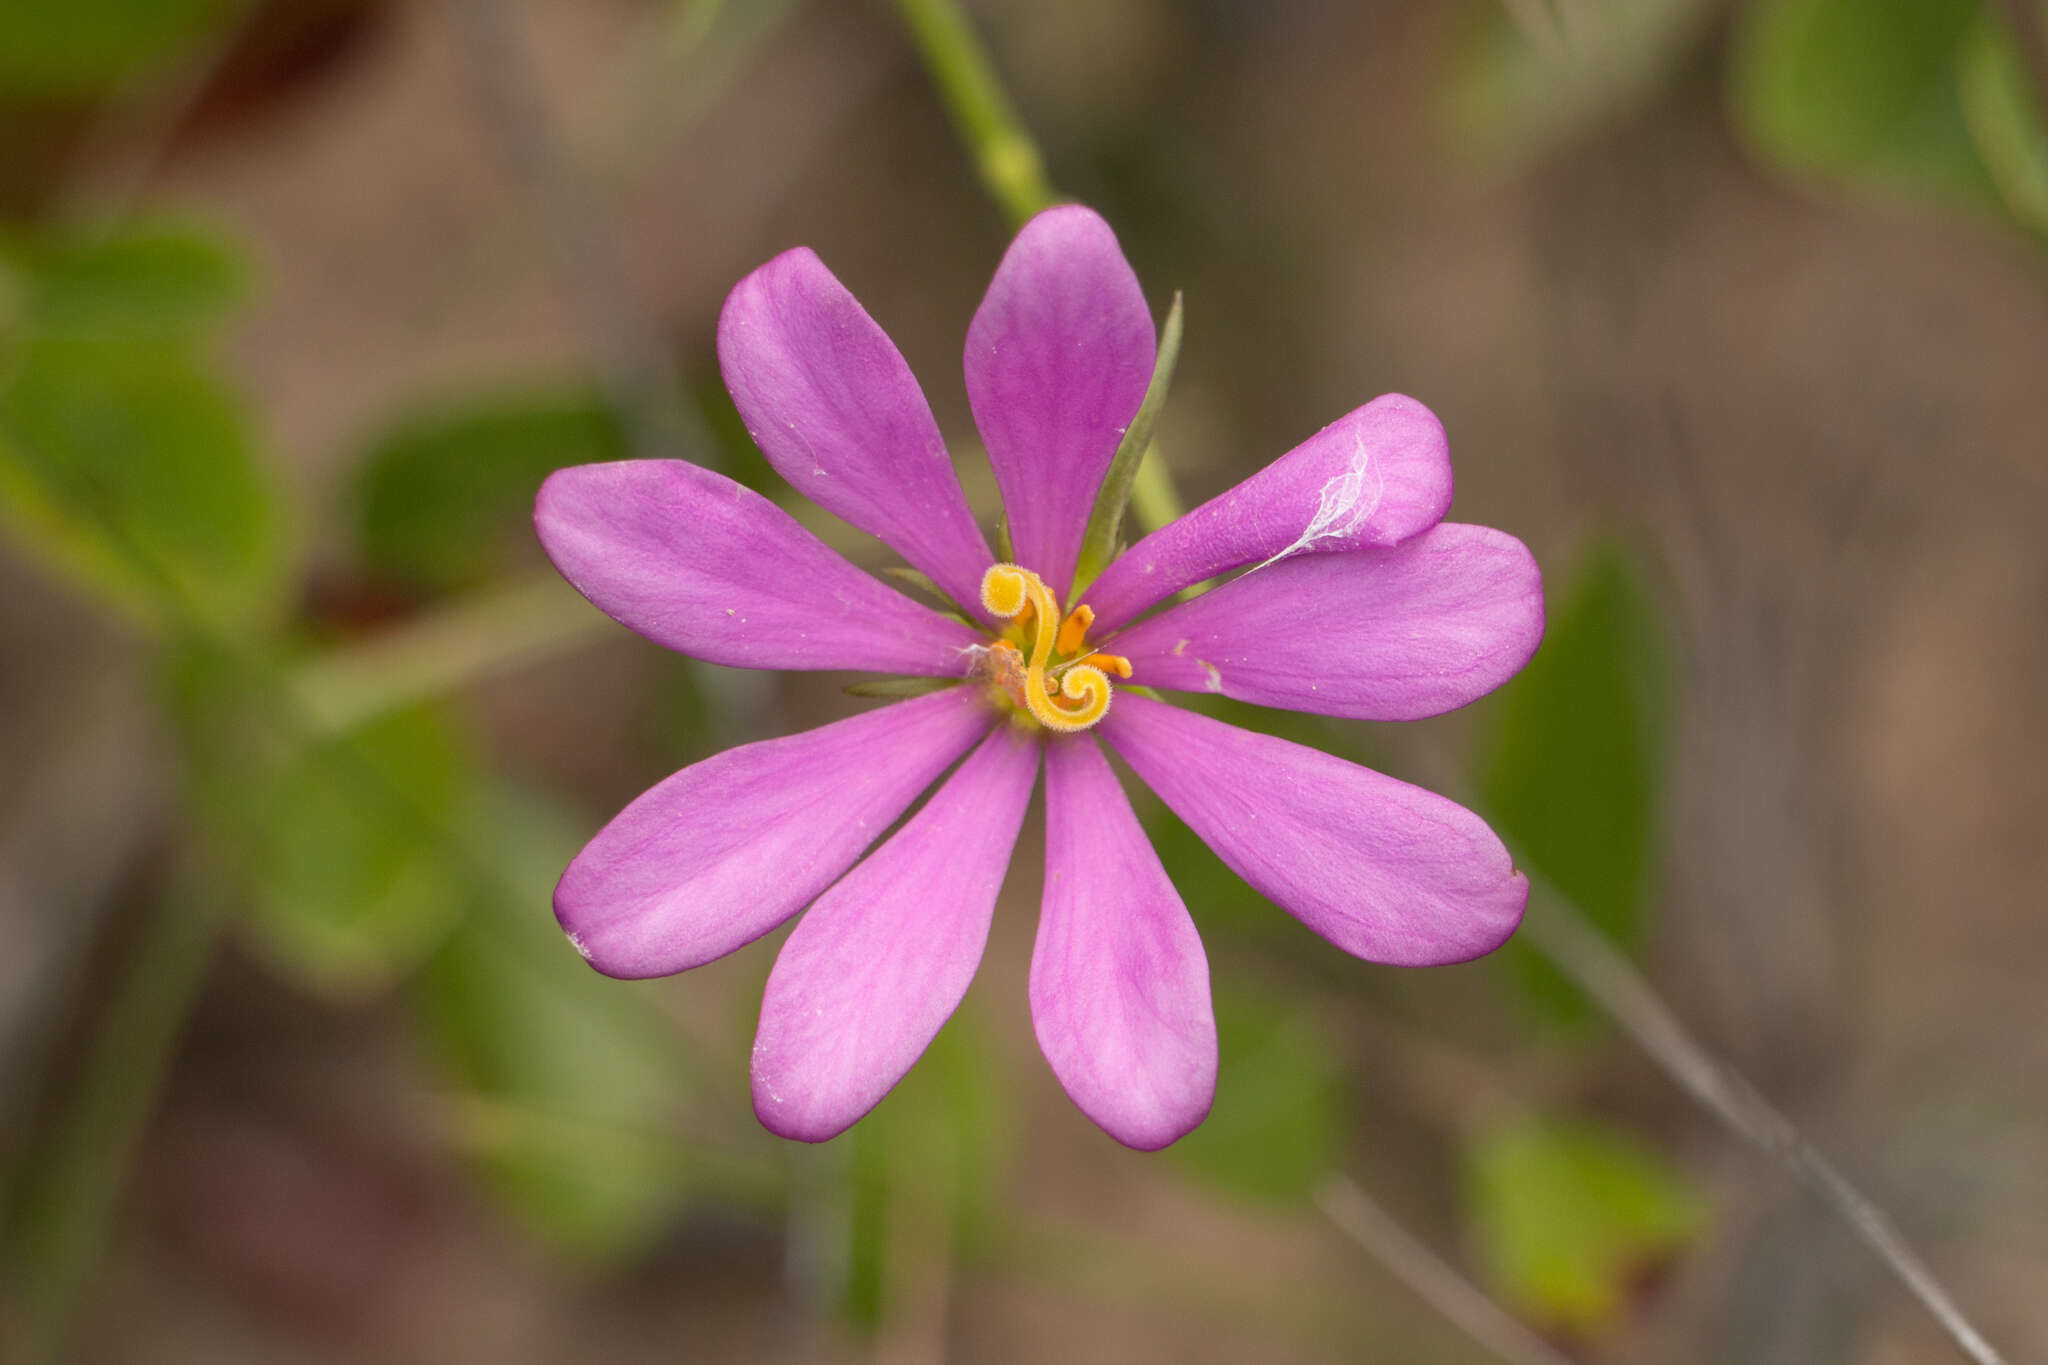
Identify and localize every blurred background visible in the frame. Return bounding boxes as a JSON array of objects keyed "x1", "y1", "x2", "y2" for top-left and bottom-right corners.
[{"x1": 2, "y1": 0, "x2": 2045, "y2": 1361}]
